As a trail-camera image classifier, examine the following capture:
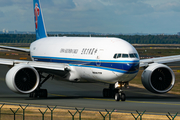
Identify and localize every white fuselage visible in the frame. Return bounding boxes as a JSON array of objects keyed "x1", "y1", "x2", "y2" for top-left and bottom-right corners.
[{"x1": 30, "y1": 37, "x2": 140, "y2": 83}]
